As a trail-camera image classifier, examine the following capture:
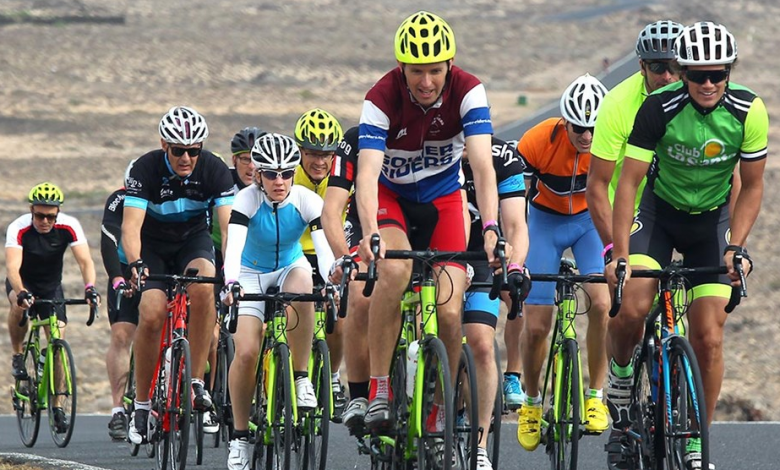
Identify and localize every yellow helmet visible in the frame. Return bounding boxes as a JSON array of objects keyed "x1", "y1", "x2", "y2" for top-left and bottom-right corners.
[
  {"x1": 294, "y1": 108, "x2": 343, "y2": 152},
  {"x1": 28, "y1": 182, "x2": 64, "y2": 206},
  {"x1": 394, "y1": 11, "x2": 456, "y2": 64}
]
